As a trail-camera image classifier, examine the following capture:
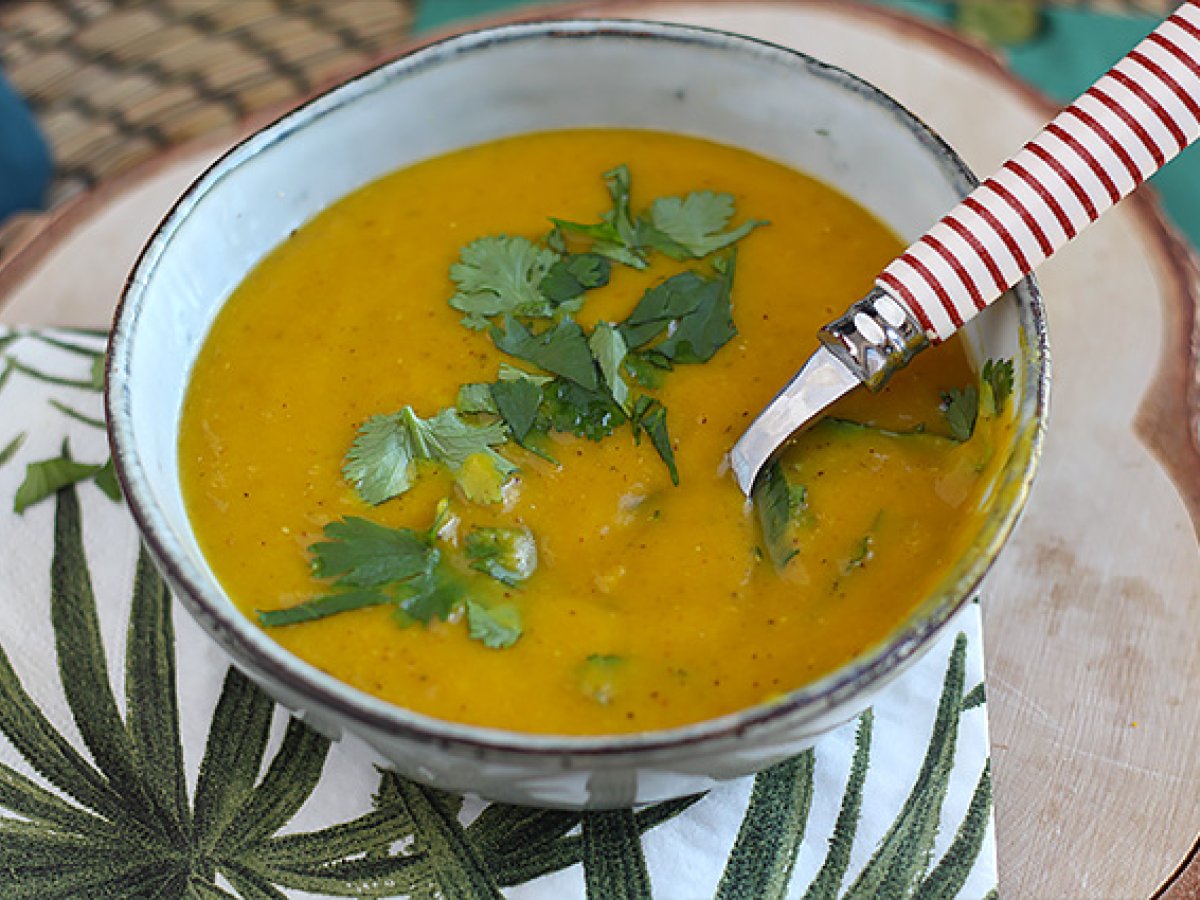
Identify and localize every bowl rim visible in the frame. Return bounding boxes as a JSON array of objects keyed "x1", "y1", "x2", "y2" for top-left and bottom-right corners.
[{"x1": 106, "y1": 16, "x2": 1050, "y2": 761}]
